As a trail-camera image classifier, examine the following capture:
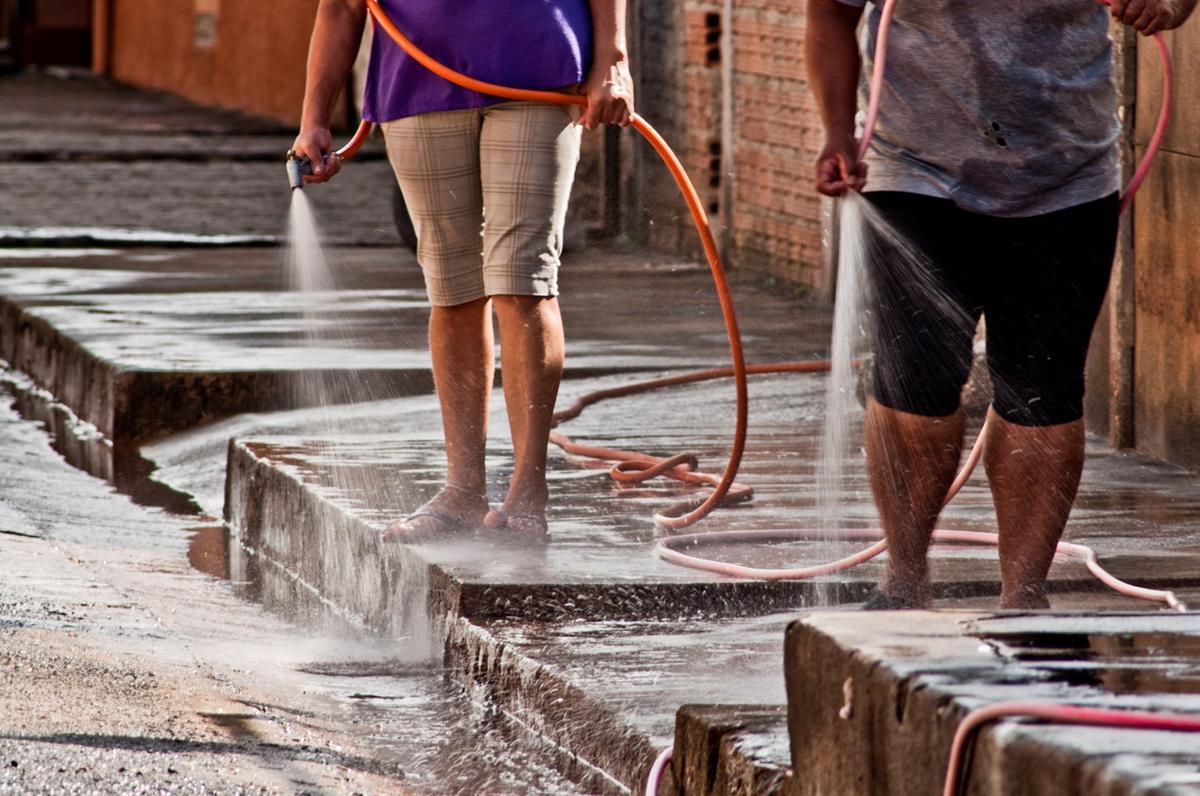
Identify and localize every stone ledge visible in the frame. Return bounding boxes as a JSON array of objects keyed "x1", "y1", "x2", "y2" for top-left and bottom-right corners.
[
  {"x1": 0, "y1": 294, "x2": 435, "y2": 446},
  {"x1": 223, "y1": 431, "x2": 1200, "y2": 628},
  {"x1": 784, "y1": 611, "x2": 1200, "y2": 796},
  {"x1": 447, "y1": 618, "x2": 654, "y2": 794},
  {"x1": 670, "y1": 705, "x2": 792, "y2": 796}
]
